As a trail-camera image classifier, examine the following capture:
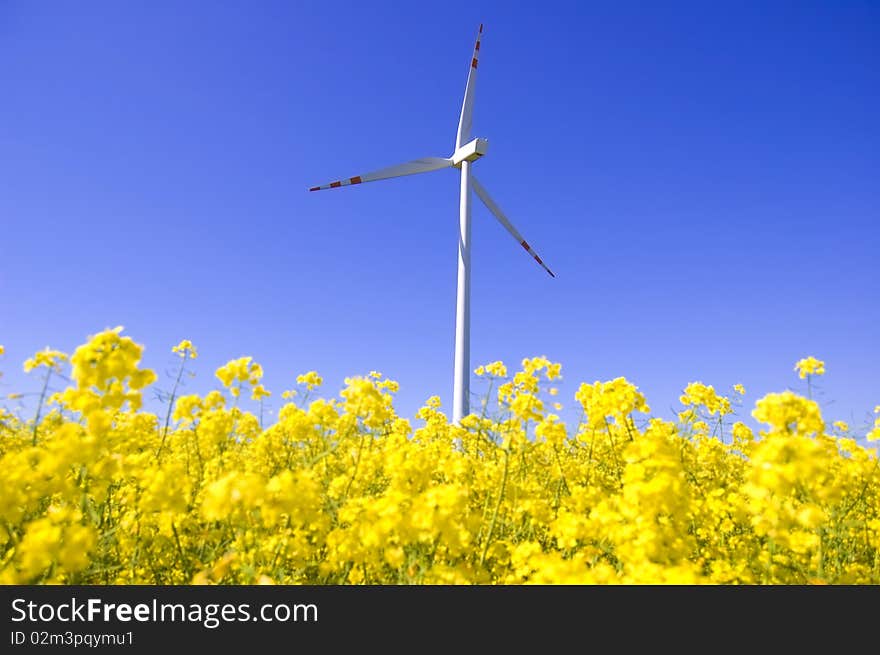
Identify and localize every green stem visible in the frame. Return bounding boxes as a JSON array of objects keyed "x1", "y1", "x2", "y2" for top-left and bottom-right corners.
[
  {"x1": 170, "y1": 521, "x2": 193, "y2": 581},
  {"x1": 479, "y1": 379, "x2": 495, "y2": 421},
  {"x1": 480, "y1": 447, "x2": 510, "y2": 568},
  {"x1": 157, "y1": 356, "x2": 187, "y2": 461},
  {"x1": 343, "y1": 432, "x2": 366, "y2": 500},
  {"x1": 32, "y1": 369, "x2": 52, "y2": 446},
  {"x1": 604, "y1": 418, "x2": 623, "y2": 484}
]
